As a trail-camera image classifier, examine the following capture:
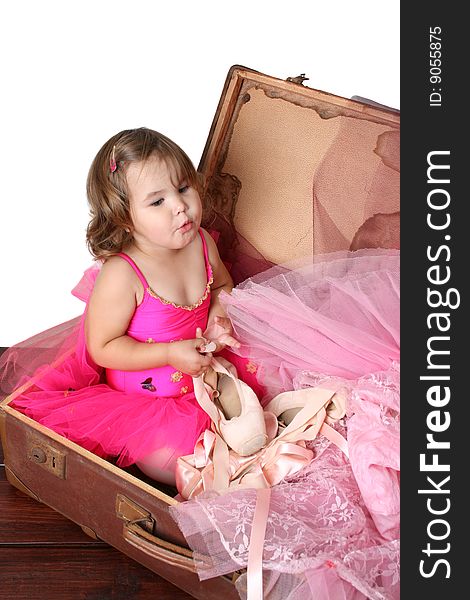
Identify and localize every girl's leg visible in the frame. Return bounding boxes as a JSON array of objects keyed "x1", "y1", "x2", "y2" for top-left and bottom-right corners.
[{"x1": 135, "y1": 446, "x2": 178, "y2": 486}]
